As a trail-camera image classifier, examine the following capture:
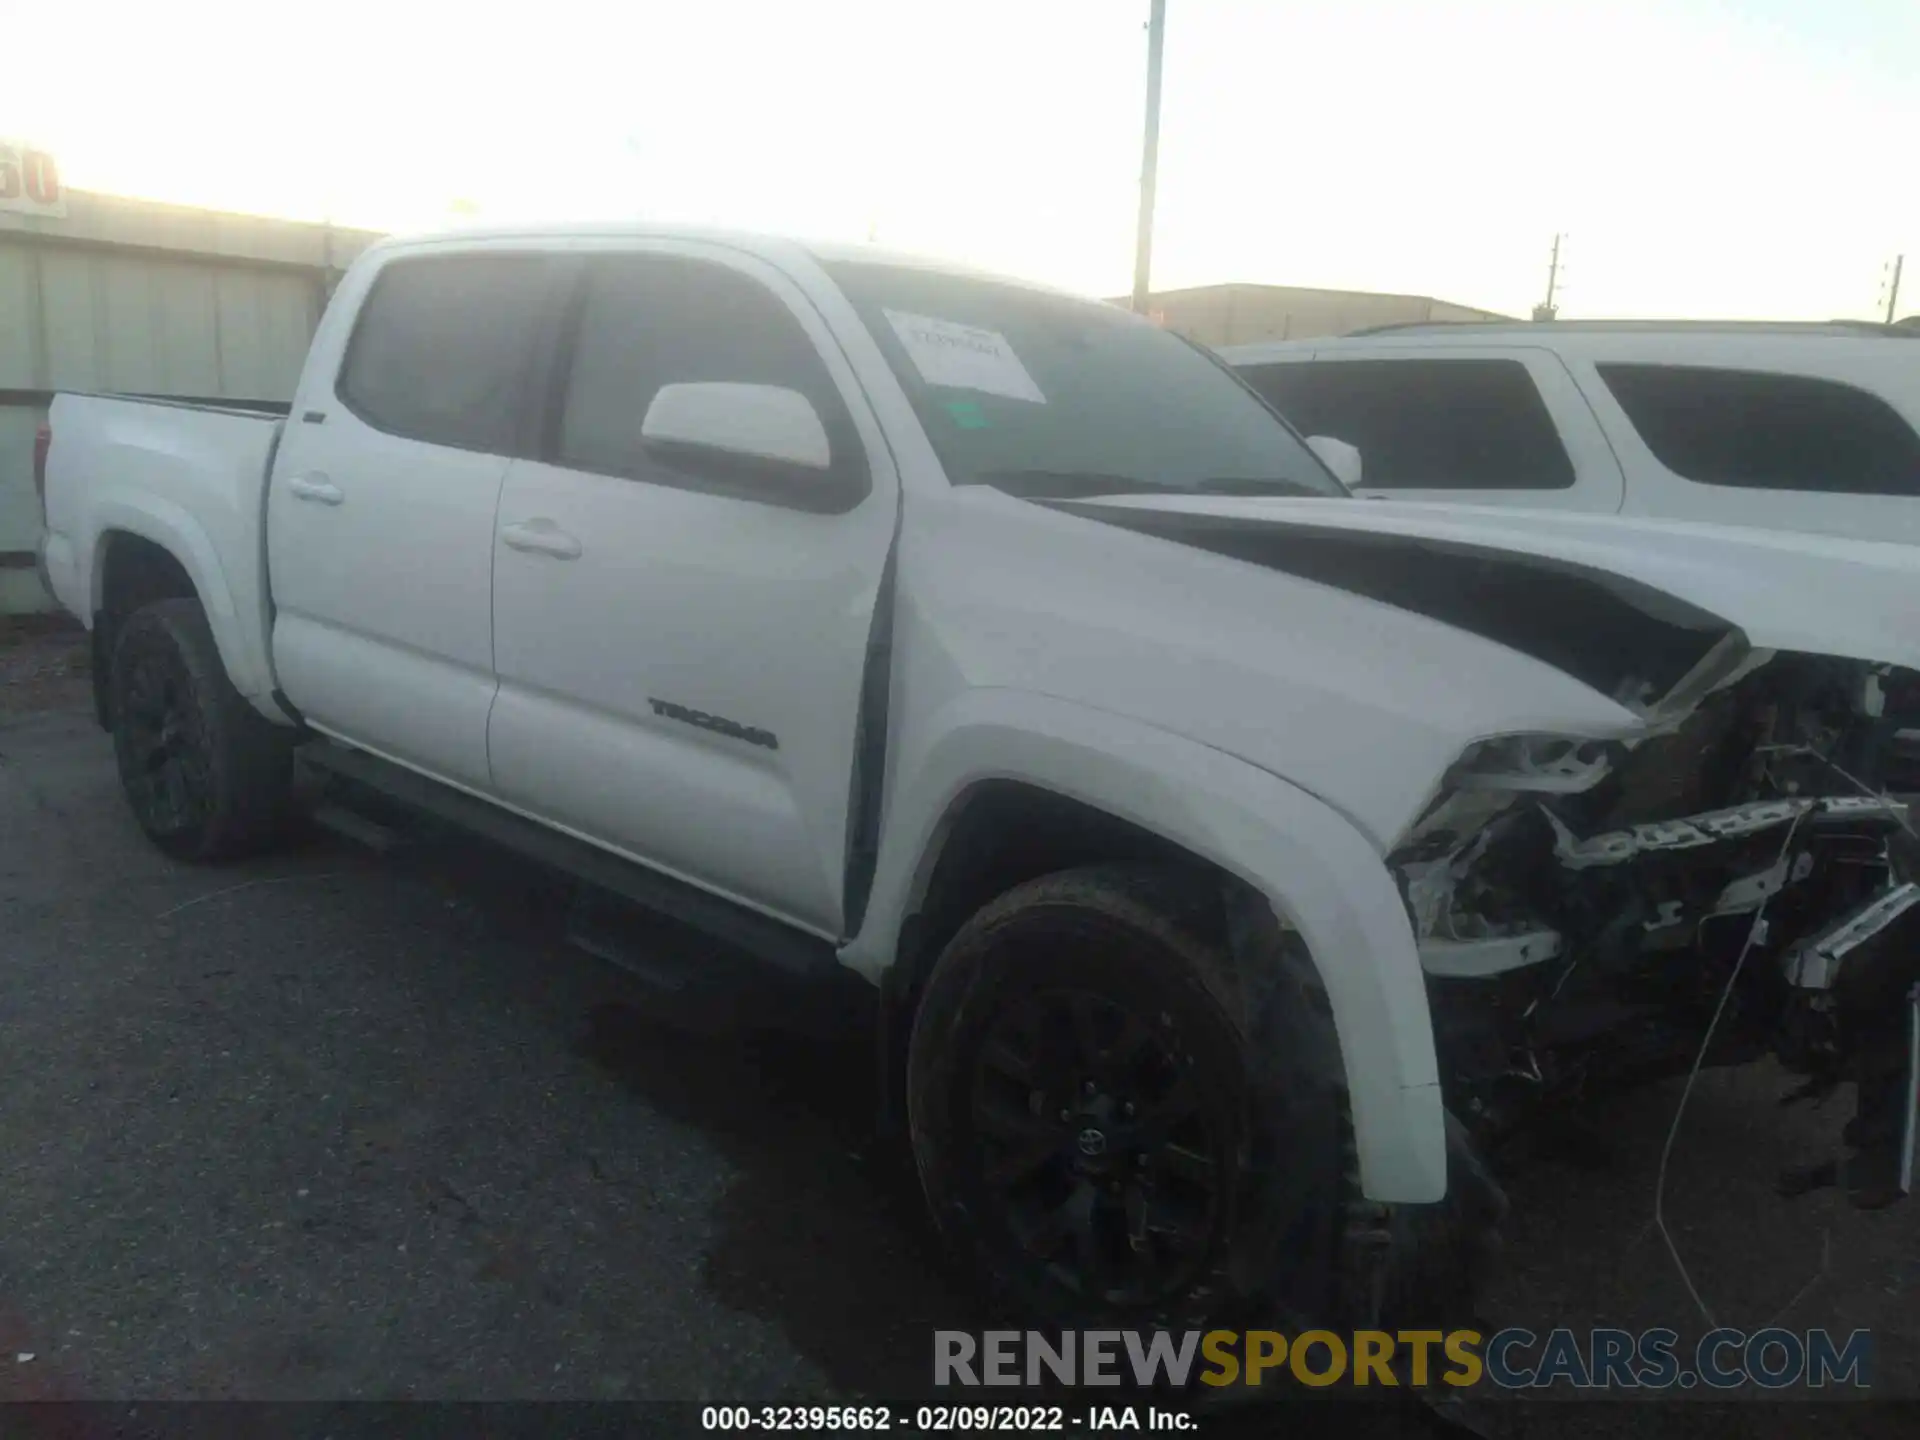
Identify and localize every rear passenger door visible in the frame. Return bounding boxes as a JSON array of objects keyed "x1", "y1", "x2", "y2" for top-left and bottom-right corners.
[
  {"x1": 487, "y1": 244, "x2": 898, "y2": 937},
  {"x1": 1237, "y1": 349, "x2": 1625, "y2": 512},
  {"x1": 269, "y1": 251, "x2": 558, "y2": 790}
]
